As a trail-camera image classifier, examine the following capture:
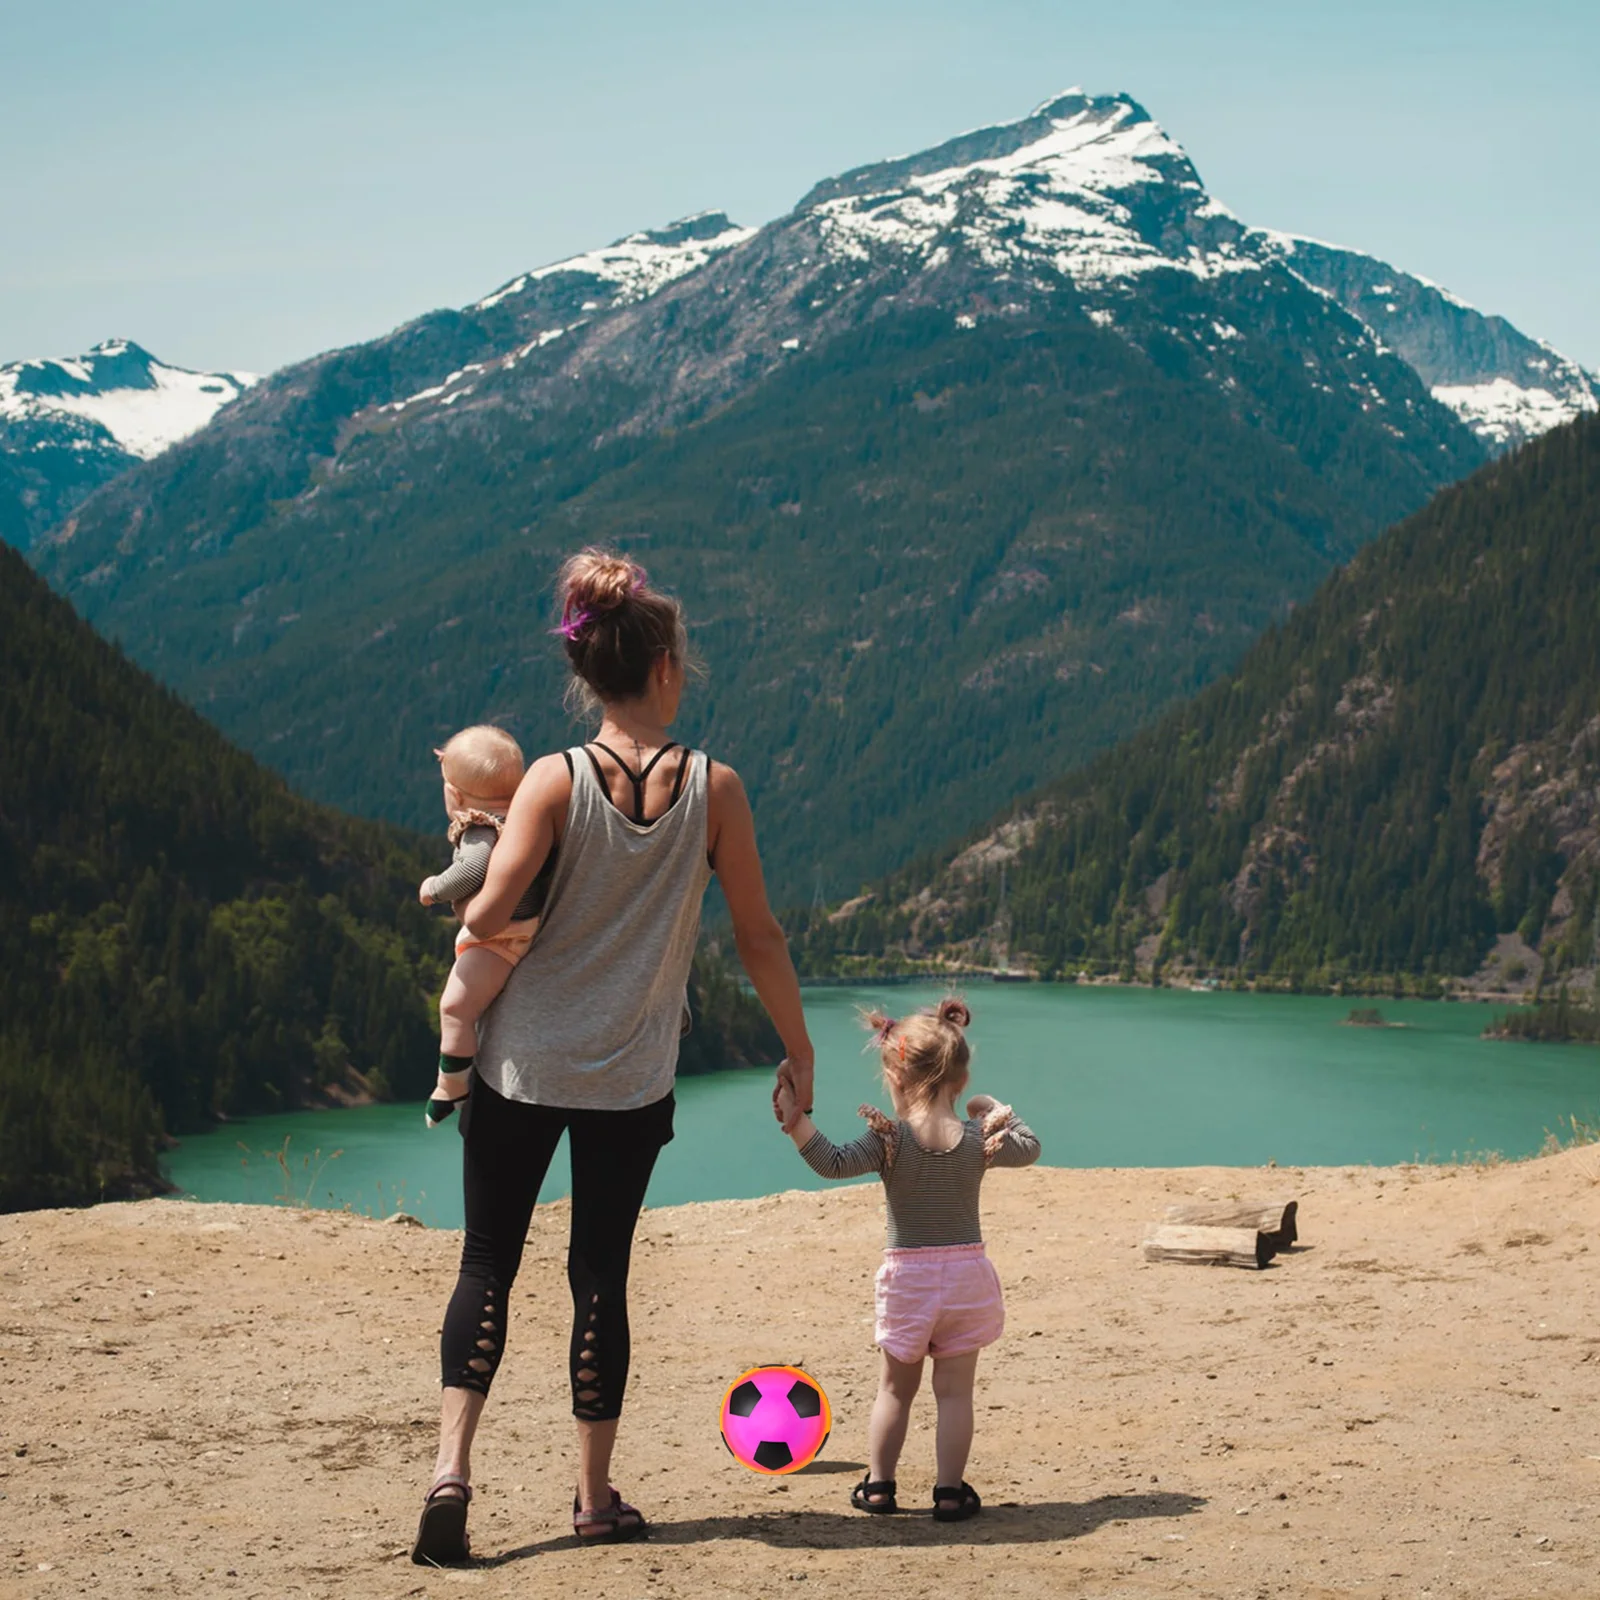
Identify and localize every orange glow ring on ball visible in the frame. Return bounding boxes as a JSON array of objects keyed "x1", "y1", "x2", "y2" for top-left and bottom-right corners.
[{"x1": 719, "y1": 1364, "x2": 833, "y2": 1475}]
